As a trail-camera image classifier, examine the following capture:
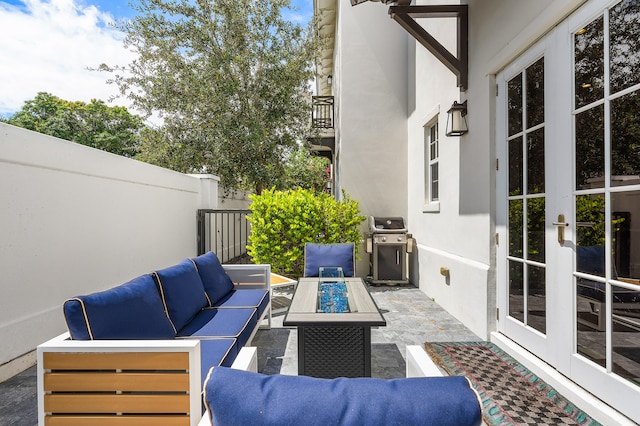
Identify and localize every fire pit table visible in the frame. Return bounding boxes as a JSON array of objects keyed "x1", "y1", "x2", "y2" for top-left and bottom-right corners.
[{"x1": 283, "y1": 269, "x2": 387, "y2": 378}]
